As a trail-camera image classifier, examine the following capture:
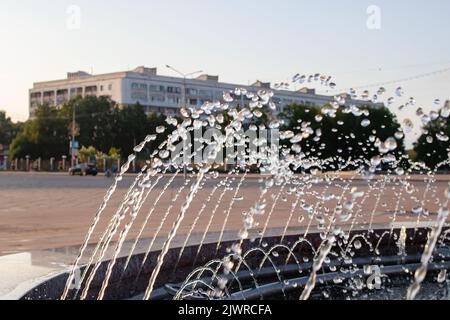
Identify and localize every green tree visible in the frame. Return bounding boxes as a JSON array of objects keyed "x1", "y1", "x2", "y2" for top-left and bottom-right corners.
[
  {"x1": 60, "y1": 96, "x2": 119, "y2": 153},
  {"x1": 414, "y1": 113, "x2": 450, "y2": 170},
  {"x1": 143, "y1": 112, "x2": 178, "y2": 157},
  {"x1": 0, "y1": 111, "x2": 21, "y2": 147},
  {"x1": 10, "y1": 104, "x2": 68, "y2": 159},
  {"x1": 280, "y1": 103, "x2": 405, "y2": 170},
  {"x1": 114, "y1": 103, "x2": 149, "y2": 158},
  {"x1": 78, "y1": 146, "x2": 100, "y2": 163},
  {"x1": 108, "y1": 147, "x2": 120, "y2": 161}
]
